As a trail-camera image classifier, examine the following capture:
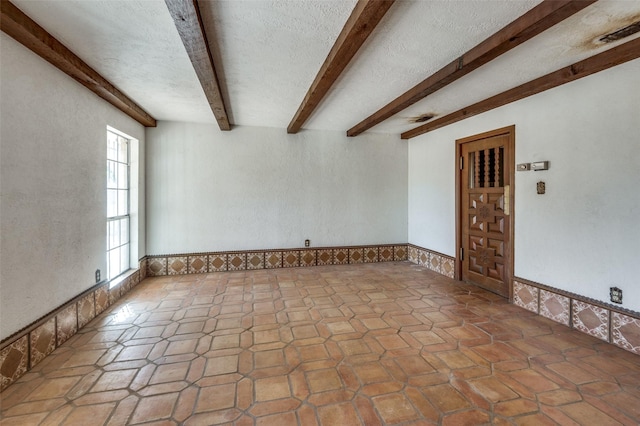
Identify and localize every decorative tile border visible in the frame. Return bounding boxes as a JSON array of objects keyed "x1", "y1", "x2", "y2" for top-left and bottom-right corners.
[
  {"x1": 441, "y1": 258, "x2": 455, "y2": 278},
  {"x1": 405, "y1": 246, "x2": 640, "y2": 357},
  {"x1": 364, "y1": 247, "x2": 379, "y2": 263},
  {"x1": 95, "y1": 285, "x2": 110, "y2": 316},
  {"x1": 380, "y1": 247, "x2": 393, "y2": 262},
  {"x1": 246, "y1": 252, "x2": 265, "y2": 270},
  {"x1": 56, "y1": 304, "x2": 78, "y2": 346},
  {"x1": 333, "y1": 248, "x2": 349, "y2": 265},
  {"x1": 145, "y1": 244, "x2": 403, "y2": 277},
  {"x1": 513, "y1": 280, "x2": 539, "y2": 313},
  {"x1": 0, "y1": 336, "x2": 28, "y2": 392},
  {"x1": 572, "y1": 300, "x2": 609, "y2": 342},
  {"x1": 209, "y1": 253, "x2": 228, "y2": 272},
  {"x1": 349, "y1": 247, "x2": 364, "y2": 264},
  {"x1": 612, "y1": 312, "x2": 640, "y2": 355},
  {"x1": 418, "y1": 250, "x2": 430, "y2": 267},
  {"x1": 394, "y1": 245, "x2": 407, "y2": 261},
  {"x1": 540, "y1": 289, "x2": 570, "y2": 326},
  {"x1": 29, "y1": 318, "x2": 55, "y2": 368},
  {"x1": 265, "y1": 251, "x2": 283, "y2": 269},
  {"x1": 407, "y1": 246, "x2": 418, "y2": 264},
  {"x1": 317, "y1": 249, "x2": 333, "y2": 266},
  {"x1": 147, "y1": 257, "x2": 167, "y2": 276},
  {"x1": 0, "y1": 262, "x2": 144, "y2": 392},
  {"x1": 300, "y1": 250, "x2": 317, "y2": 267},
  {"x1": 283, "y1": 250, "x2": 300, "y2": 268},
  {"x1": 139, "y1": 258, "x2": 148, "y2": 281},
  {"x1": 188, "y1": 255, "x2": 208, "y2": 274},
  {"x1": 513, "y1": 276, "x2": 640, "y2": 356},
  {"x1": 167, "y1": 256, "x2": 188, "y2": 275},
  {"x1": 228, "y1": 253, "x2": 247, "y2": 271},
  {"x1": 407, "y1": 244, "x2": 455, "y2": 279}
]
